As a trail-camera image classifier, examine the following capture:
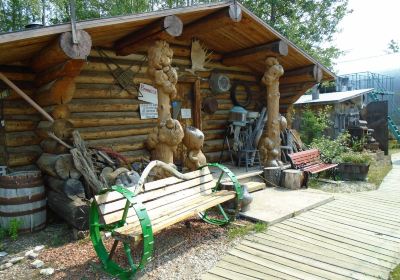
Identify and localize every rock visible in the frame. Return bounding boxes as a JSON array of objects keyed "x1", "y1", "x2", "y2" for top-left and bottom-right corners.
[
  {"x1": 31, "y1": 259, "x2": 44, "y2": 269},
  {"x1": 26, "y1": 252, "x2": 39, "y2": 259},
  {"x1": 34, "y1": 245, "x2": 45, "y2": 252},
  {"x1": 0, "y1": 252, "x2": 7, "y2": 258},
  {"x1": 25, "y1": 250, "x2": 34, "y2": 257},
  {"x1": 0, "y1": 262, "x2": 13, "y2": 270},
  {"x1": 40, "y1": 267, "x2": 54, "y2": 276},
  {"x1": 9, "y1": 256, "x2": 24, "y2": 264}
]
